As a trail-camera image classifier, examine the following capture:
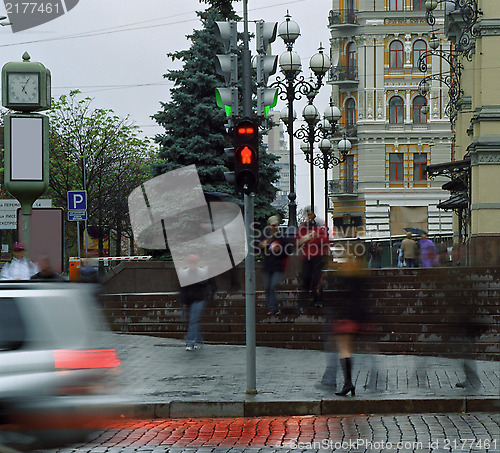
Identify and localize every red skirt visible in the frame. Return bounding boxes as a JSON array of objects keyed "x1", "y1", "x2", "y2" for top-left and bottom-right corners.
[
  {"x1": 332, "y1": 319, "x2": 360, "y2": 335},
  {"x1": 332, "y1": 320, "x2": 375, "y2": 335}
]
